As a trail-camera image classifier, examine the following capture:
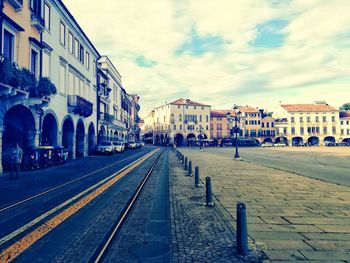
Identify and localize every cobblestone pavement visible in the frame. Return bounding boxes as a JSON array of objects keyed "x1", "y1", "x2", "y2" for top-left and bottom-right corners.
[
  {"x1": 179, "y1": 148, "x2": 350, "y2": 263},
  {"x1": 169, "y1": 151, "x2": 265, "y2": 262}
]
